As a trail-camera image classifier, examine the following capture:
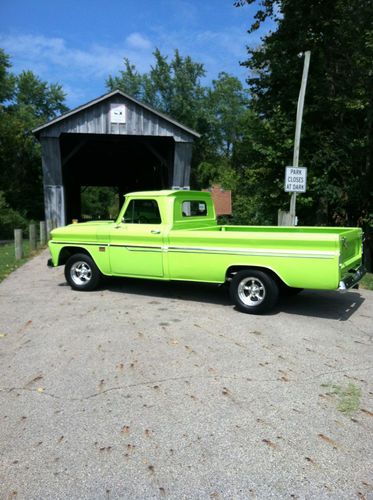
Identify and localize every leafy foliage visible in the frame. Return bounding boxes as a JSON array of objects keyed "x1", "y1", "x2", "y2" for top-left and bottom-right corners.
[
  {"x1": 107, "y1": 50, "x2": 250, "y2": 187},
  {"x1": 81, "y1": 186, "x2": 119, "y2": 220},
  {"x1": 0, "y1": 191, "x2": 28, "y2": 238},
  {"x1": 236, "y1": 0, "x2": 373, "y2": 228},
  {"x1": 0, "y1": 49, "x2": 15, "y2": 103},
  {"x1": 107, "y1": 49, "x2": 206, "y2": 130},
  {"x1": 0, "y1": 52, "x2": 67, "y2": 235}
]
